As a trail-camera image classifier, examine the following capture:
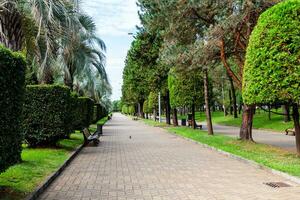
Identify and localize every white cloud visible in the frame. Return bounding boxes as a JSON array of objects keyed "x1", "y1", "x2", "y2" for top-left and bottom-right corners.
[{"x1": 81, "y1": 0, "x2": 140, "y2": 36}]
